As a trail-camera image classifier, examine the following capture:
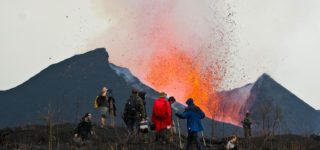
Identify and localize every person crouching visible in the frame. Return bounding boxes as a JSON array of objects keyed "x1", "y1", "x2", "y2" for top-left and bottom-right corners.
[{"x1": 74, "y1": 113, "x2": 94, "y2": 143}]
